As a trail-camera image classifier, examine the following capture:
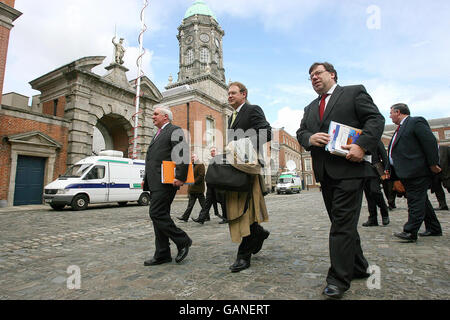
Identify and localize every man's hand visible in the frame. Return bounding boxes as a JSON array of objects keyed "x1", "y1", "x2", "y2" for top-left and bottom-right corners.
[
  {"x1": 173, "y1": 179, "x2": 184, "y2": 187},
  {"x1": 309, "y1": 132, "x2": 331, "y2": 147},
  {"x1": 342, "y1": 144, "x2": 365, "y2": 162},
  {"x1": 430, "y1": 165, "x2": 442, "y2": 174}
]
